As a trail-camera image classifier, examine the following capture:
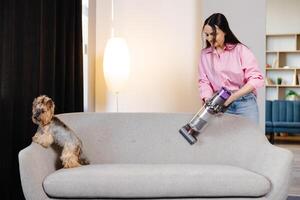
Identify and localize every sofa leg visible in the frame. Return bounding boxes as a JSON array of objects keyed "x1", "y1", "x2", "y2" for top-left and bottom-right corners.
[{"x1": 269, "y1": 133, "x2": 275, "y2": 144}]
